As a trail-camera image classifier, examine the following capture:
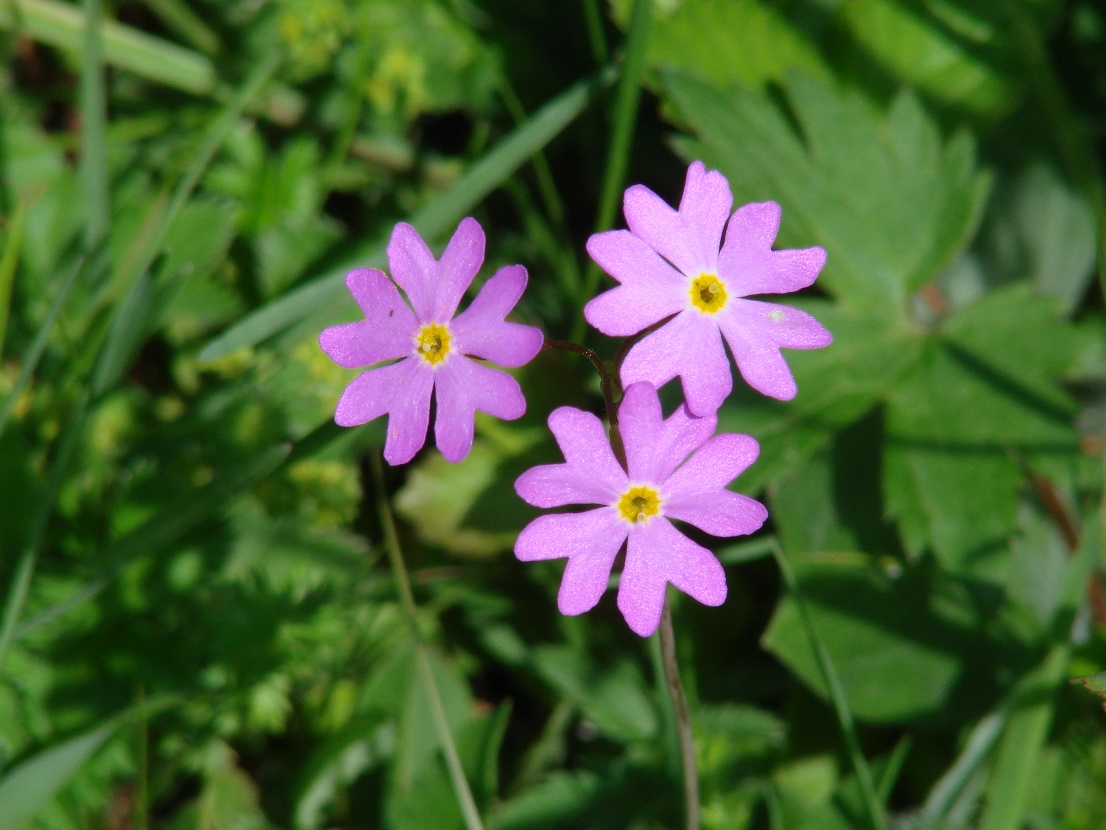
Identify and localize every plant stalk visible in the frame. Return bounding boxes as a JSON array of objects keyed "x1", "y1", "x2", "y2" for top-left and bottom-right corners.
[
  {"x1": 369, "y1": 453, "x2": 486, "y2": 830},
  {"x1": 658, "y1": 597, "x2": 700, "y2": 830}
]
